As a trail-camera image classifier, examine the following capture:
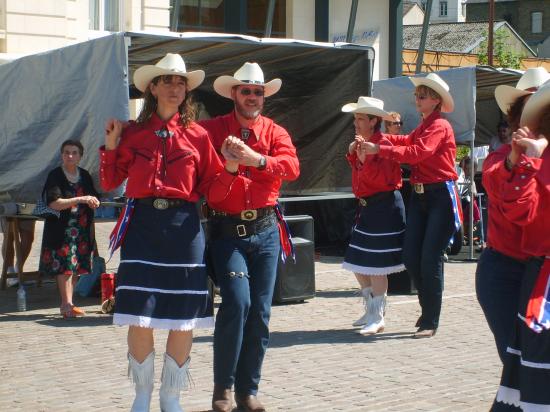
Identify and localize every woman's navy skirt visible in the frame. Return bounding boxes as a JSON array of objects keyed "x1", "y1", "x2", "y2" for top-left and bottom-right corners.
[
  {"x1": 342, "y1": 190, "x2": 406, "y2": 275},
  {"x1": 496, "y1": 257, "x2": 550, "y2": 411},
  {"x1": 113, "y1": 201, "x2": 214, "y2": 331}
]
